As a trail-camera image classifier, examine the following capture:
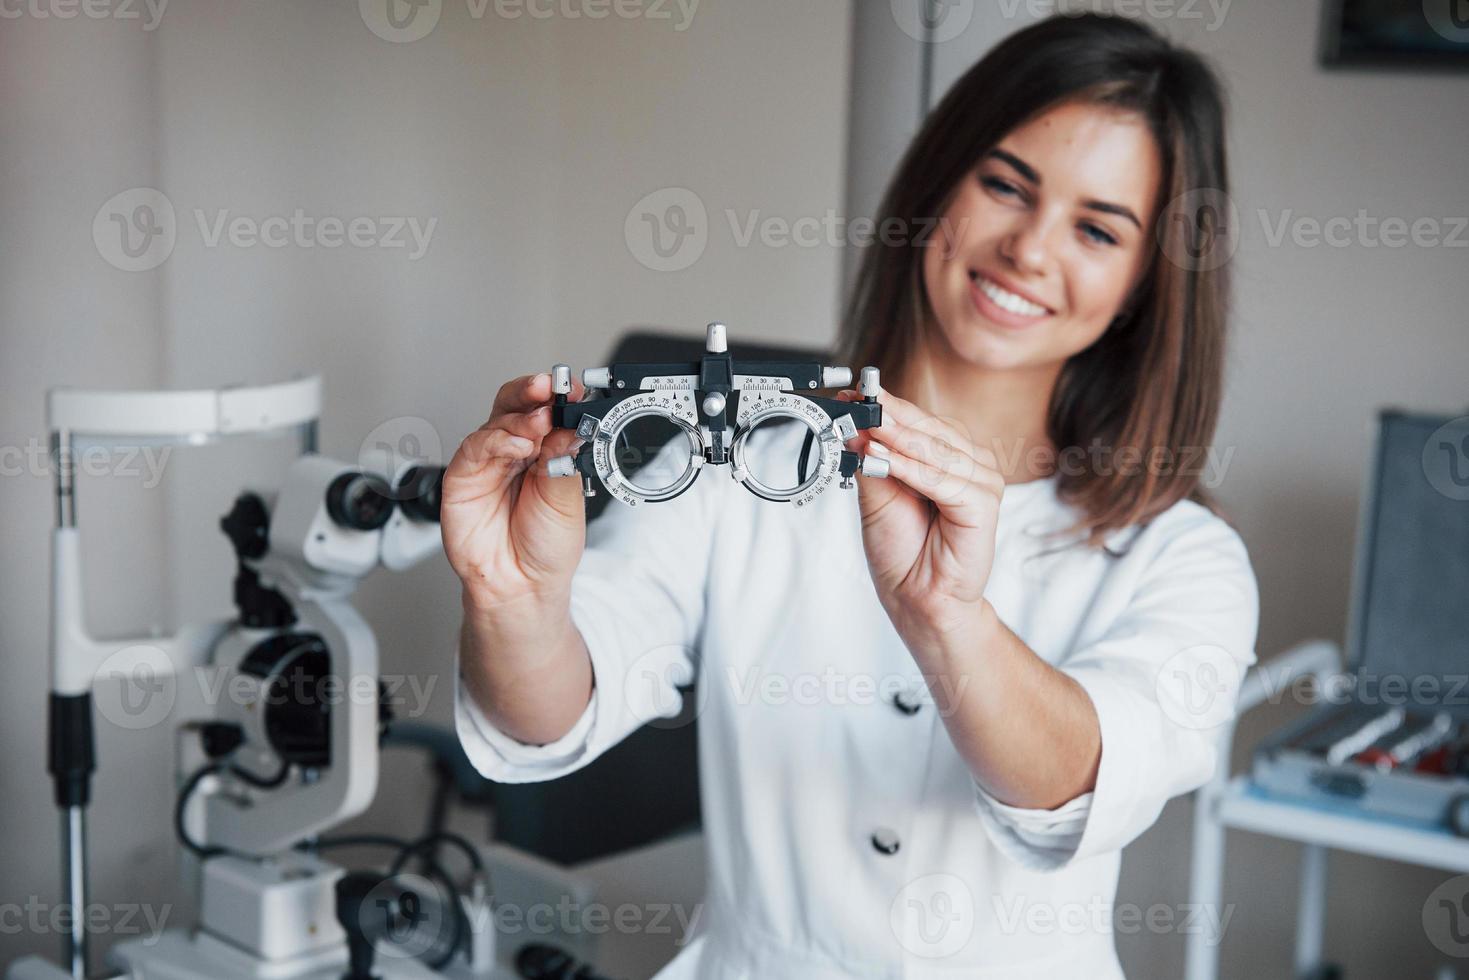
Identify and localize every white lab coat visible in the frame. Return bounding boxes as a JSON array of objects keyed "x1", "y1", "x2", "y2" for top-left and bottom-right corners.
[{"x1": 456, "y1": 423, "x2": 1259, "y2": 979}]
